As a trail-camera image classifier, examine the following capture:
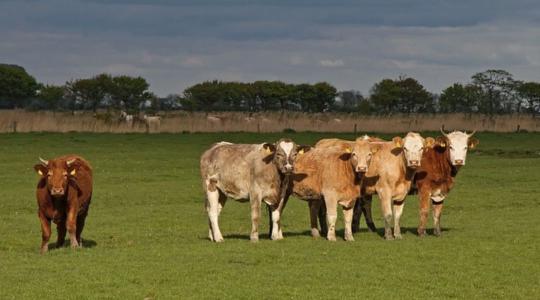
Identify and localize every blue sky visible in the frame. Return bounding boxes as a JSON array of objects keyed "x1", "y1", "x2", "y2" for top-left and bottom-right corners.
[{"x1": 1, "y1": 0, "x2": 539, "y2": 96}]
